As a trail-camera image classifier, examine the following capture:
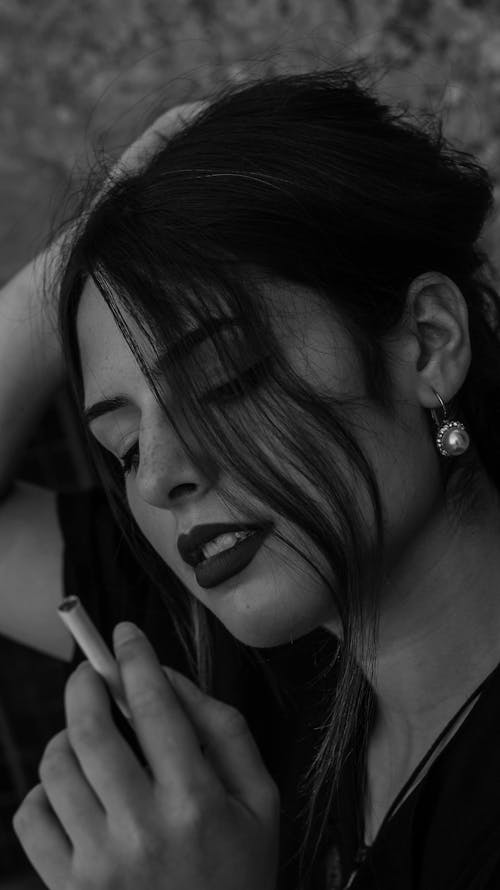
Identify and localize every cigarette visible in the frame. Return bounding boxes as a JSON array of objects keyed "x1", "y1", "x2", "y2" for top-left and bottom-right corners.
[{"x1": 57, "y1": 596, "x2": 132, "y2": 722}]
